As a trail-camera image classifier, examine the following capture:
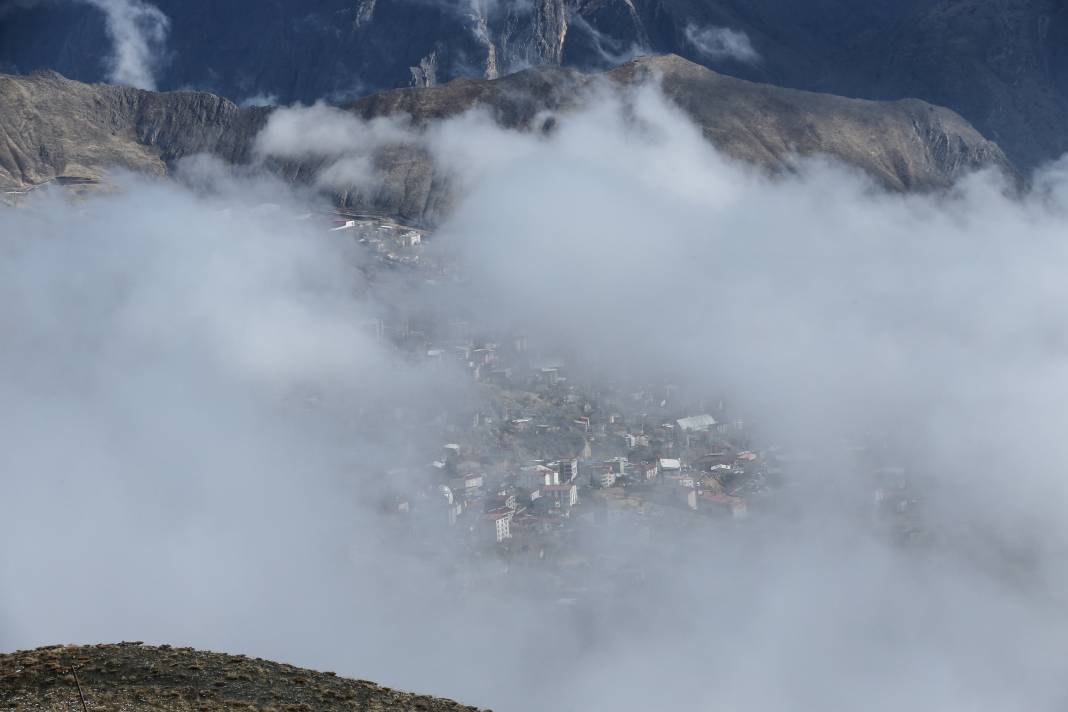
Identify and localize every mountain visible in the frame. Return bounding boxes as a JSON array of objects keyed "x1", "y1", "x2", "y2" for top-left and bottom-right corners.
[
  {"x1": 1, "y1": 0, "x2": 1065, "y2": 170},
  {"x1": 0, "y1": 68, "x2": 267, "y2": 189},
  {"x1": 0, "y1": 56, "x2": 1012, "y2": 224},
  {"x1": 0, "y1": 642, "x2": 481, "y2": 711},
  {"x1": 863, "y1": 0, "x2": 1068, "y2": 172}
]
